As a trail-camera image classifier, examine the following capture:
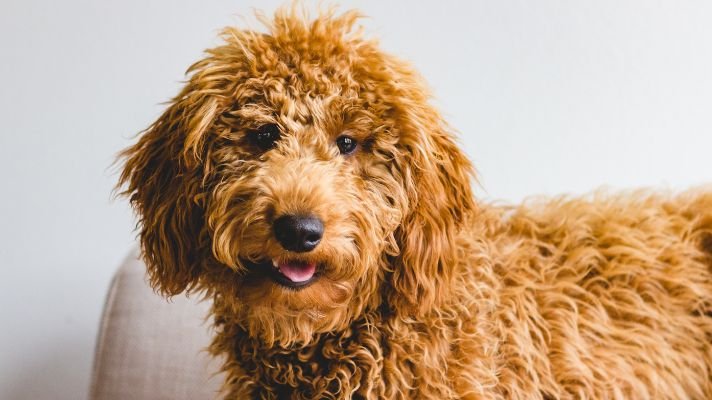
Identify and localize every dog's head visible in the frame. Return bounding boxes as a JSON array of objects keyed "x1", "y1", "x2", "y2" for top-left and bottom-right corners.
[{"x1": 119, "y1": 8, "x2": 475, "y2": 345}]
